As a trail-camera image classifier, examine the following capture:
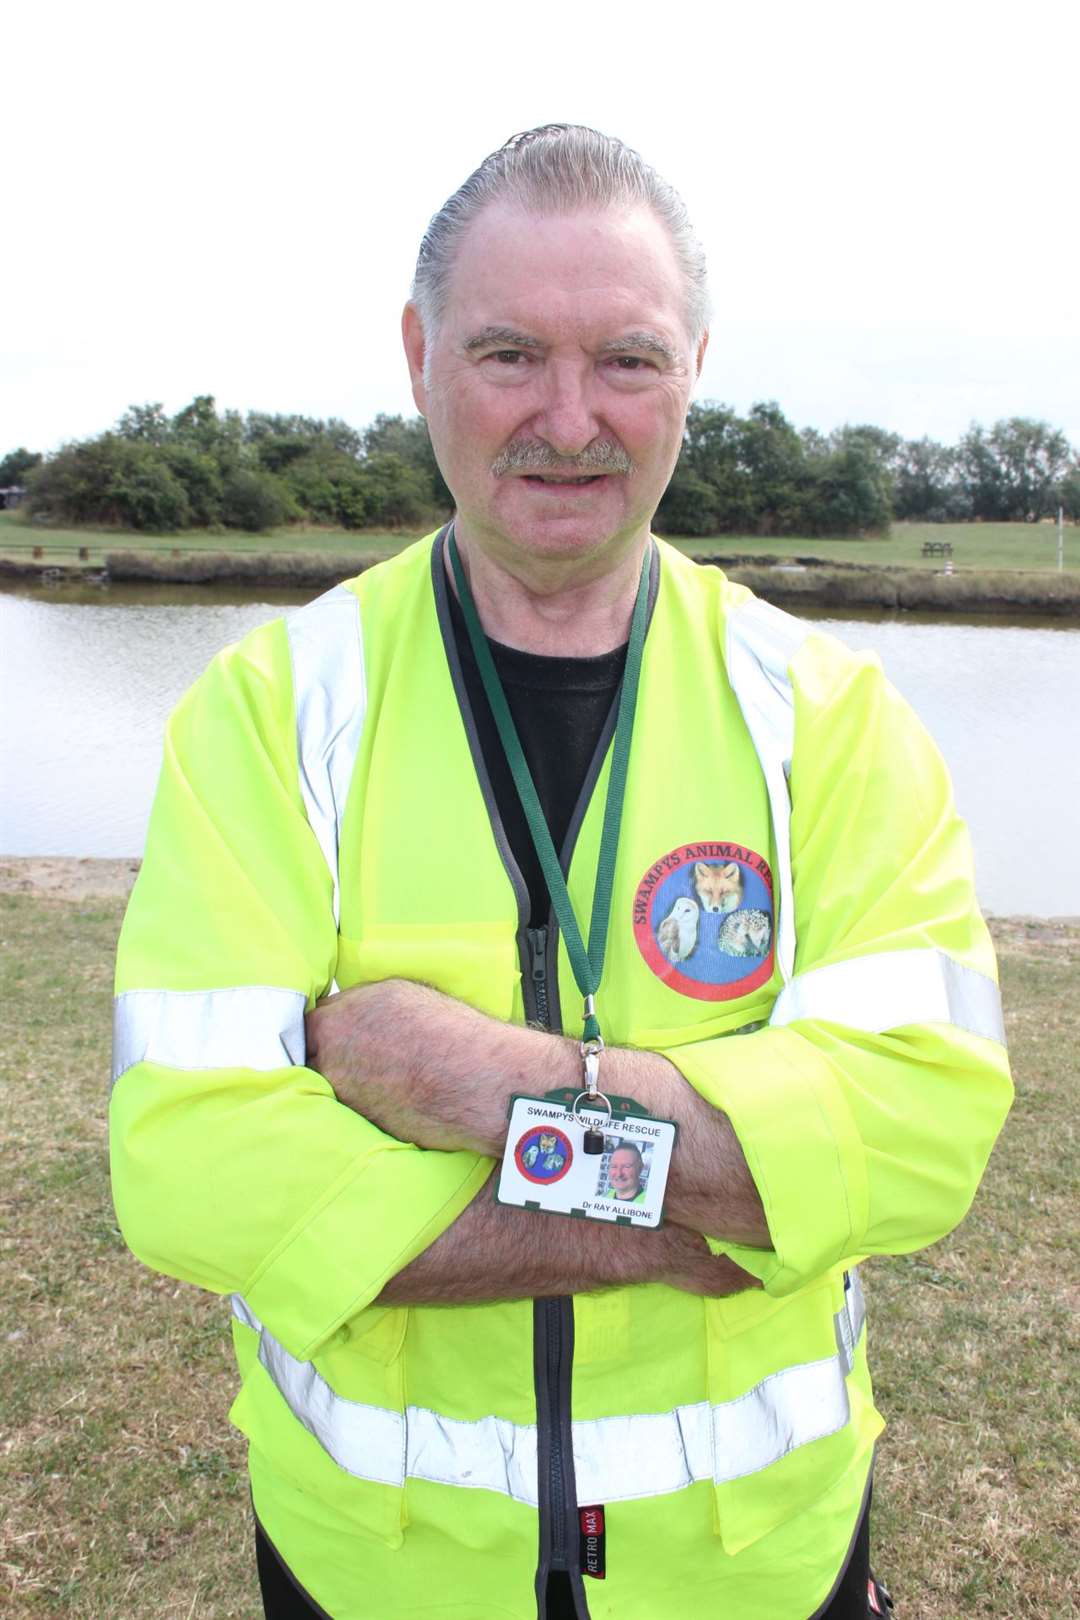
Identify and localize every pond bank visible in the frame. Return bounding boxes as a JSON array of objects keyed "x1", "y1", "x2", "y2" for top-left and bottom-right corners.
[
  {"x1": 3, "y1": 857, "x2": 1078, "y2": 936},
  {"x1": 1, "y1": 548, "x2": 1078, "y2": 616}
]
